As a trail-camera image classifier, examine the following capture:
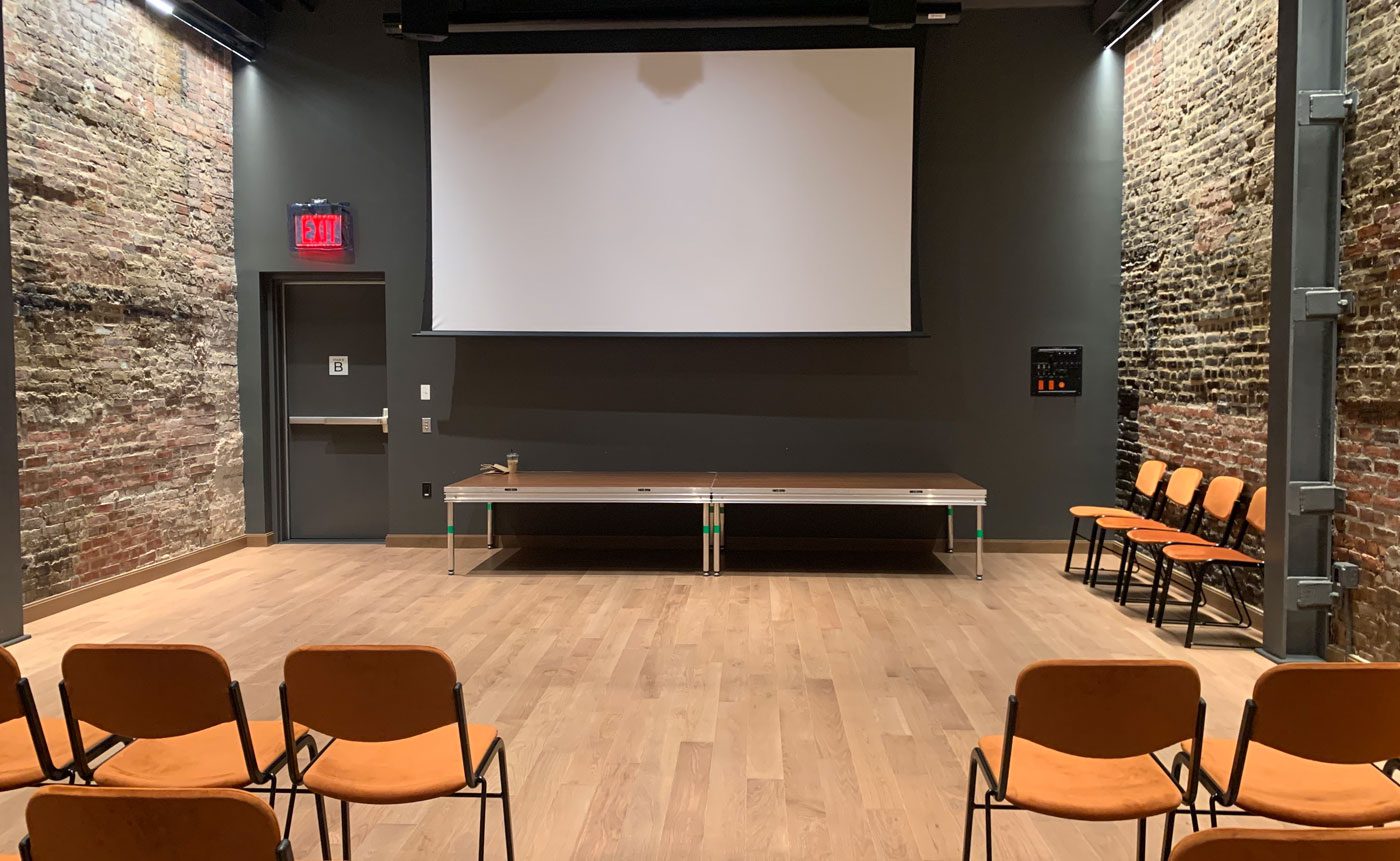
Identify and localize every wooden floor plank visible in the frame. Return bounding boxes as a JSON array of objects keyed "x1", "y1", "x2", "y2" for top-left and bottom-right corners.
[{"x1": 0, "y1": 543, "x2": 1271, "y2": 859}]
